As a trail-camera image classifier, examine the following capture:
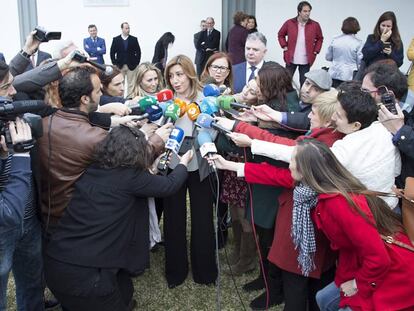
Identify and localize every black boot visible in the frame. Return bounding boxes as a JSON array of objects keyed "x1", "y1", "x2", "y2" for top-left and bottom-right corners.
[
  {"x1": 242, "y1": 259, "x2": 268, "y2": 292},
  {"x1": 249, "y1": 268, "x2": 284, "y2": 310}
]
